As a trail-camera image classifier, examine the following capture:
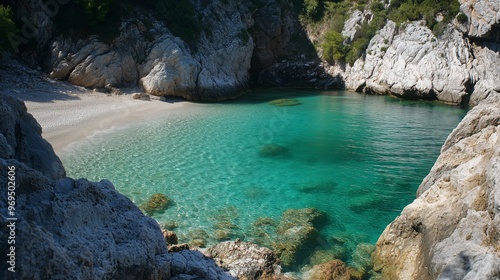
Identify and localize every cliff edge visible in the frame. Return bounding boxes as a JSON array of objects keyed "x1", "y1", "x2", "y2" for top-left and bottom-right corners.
[{"x1": 372, "y1": 93, "x2": 500, "y2": 279}]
